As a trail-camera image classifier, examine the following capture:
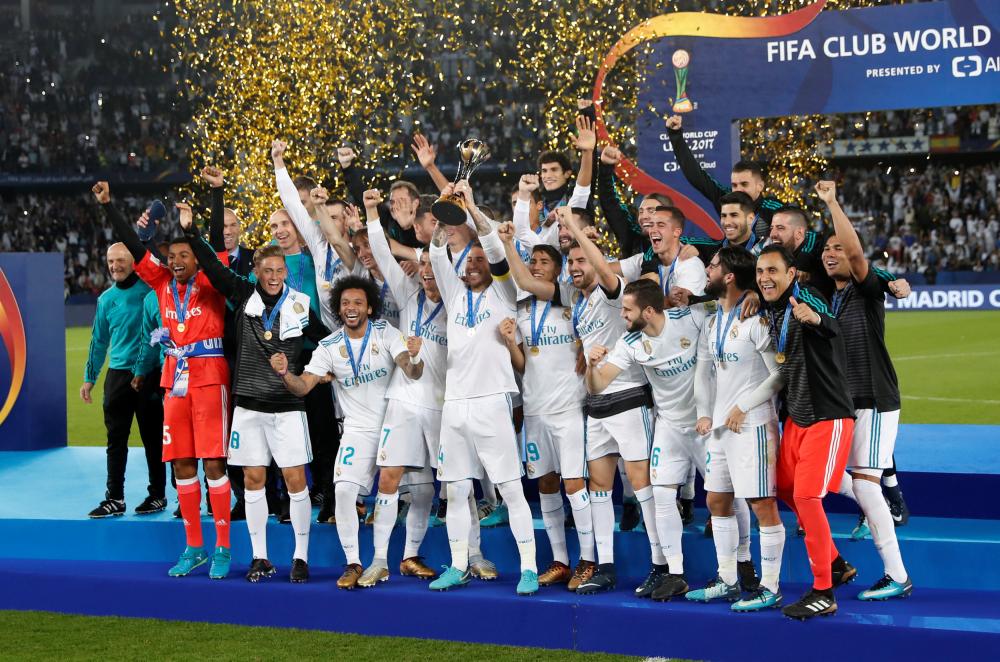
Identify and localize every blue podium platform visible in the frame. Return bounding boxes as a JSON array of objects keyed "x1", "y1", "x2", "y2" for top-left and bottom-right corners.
[{"x1": 2, "y1": 446, "x2": 1000, "y2": 659}]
